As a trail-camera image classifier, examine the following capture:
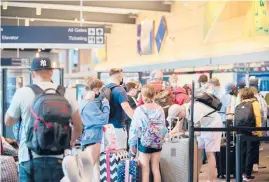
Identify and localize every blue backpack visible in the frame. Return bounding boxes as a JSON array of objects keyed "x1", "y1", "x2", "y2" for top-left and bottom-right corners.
[{"x1": 140, "y1": 106, "x2": 167, "y2": 149}]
